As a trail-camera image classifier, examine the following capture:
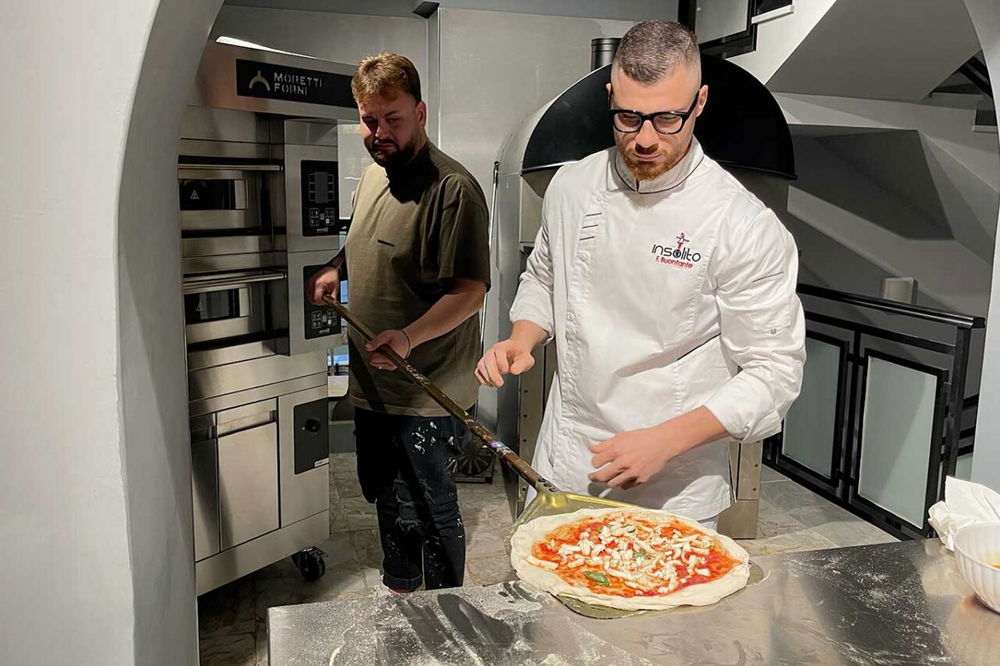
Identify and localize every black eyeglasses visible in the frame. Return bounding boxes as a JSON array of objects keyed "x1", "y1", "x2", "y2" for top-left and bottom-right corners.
[{"x1": 609, "y1": 92, "x2": 700, "y2": 135}]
